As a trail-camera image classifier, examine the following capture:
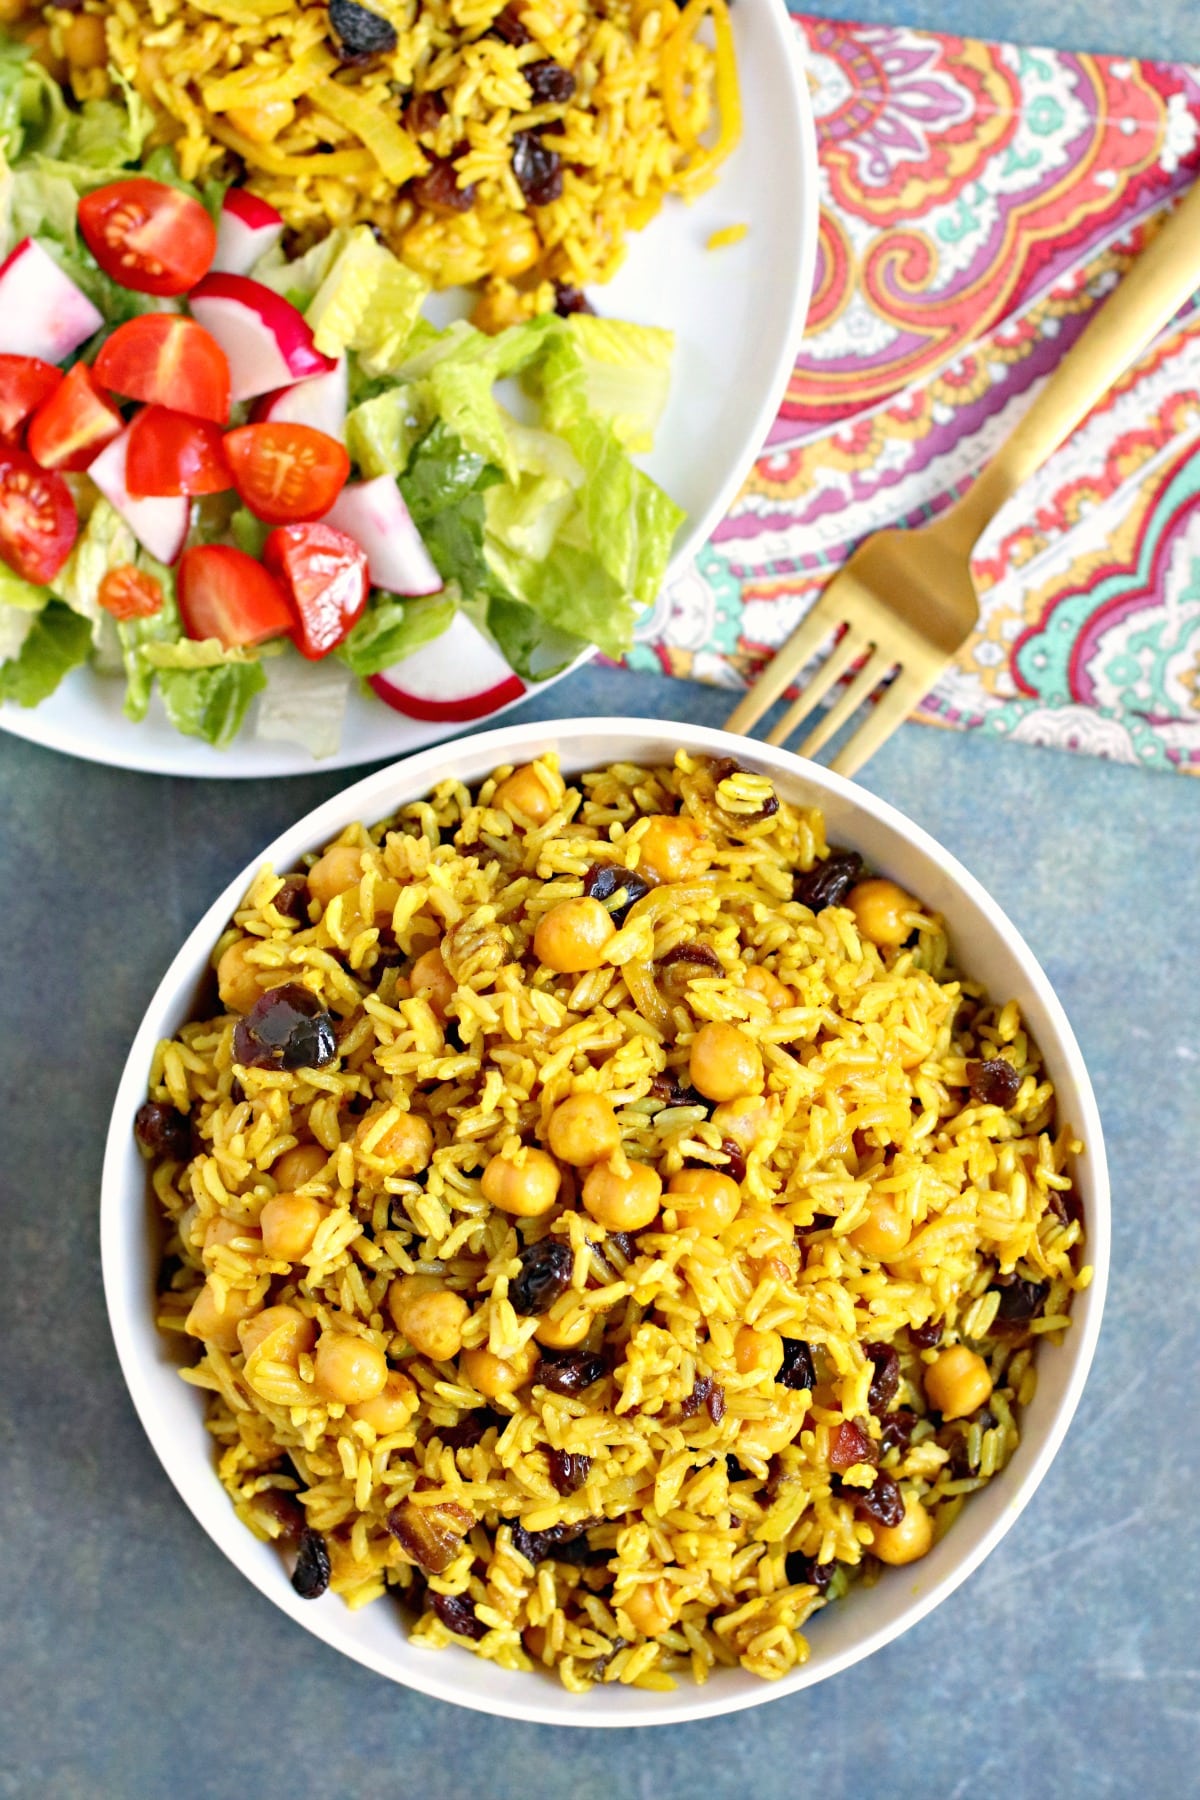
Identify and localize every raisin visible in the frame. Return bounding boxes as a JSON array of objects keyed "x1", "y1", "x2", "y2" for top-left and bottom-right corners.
[
  {"x1": 967, "y1": 1057, "x2": 1021, "y2": 1108},
  {"x1": 509, "y1": 1237, "x2": 573, "y2": 1316},
  {"x1": 291, "y1": 1529, "x2": 331, "y2": 1599},
  {"x1": 510, "y1": 1518, "x2": 596, "y2": 1564},
  {"x1": 430, "y1": 1590, "x2": 488, "y2": 1641},
  {"x1": 133, "y1": 1101, "x2": 191, "y2": 1161},
  {"x1": 410, "y1": 155, "x2": 477, "y2": 212},
  {"x1": 582, "y1": 862, "x2": 650, "y2": 924},
  {"x1": 406, "y1": 90, "x2": 447, "y2": 136},
  {"x1": 725, "y1": 1454, "x2": 748, "y2": 1481},
  {"x1": 525, "y1": 58, "x2": 576, "y2": 103},
  {"x1": 490, "y1": 3, "x2": 530, "y2": 44},
  {"x1": 779, "y1": 1339, "x2": 816, "y2": 1392},
  {"x1": 537, "y1": 1350, "x2": 606, "y2": 1396},
  {"x1": 386, "y1": 1497, "x2": 473, "y2": 1572},
  {"x1": 373, "y1": 924, "x2": 404, "y2": 969},
  {"x1": 547, "y1": 1449, "x2": 592, "y2": 1495},
  {"x1": 229, "y1": 1077, "x2": 245, "y2": 1105},
  {"x1": 827, "y1": 1419, "x2": 878, "y2": 1471},
  {"x1": 793, "y1": 850, "x2": 863, "y2": 913},
  {"x1": 439, "y1": 1408, "x2": 505, "y2": 1450},
  {"x1": 511, "y1": 129, "x2": 563, "y2": 205},
  {"x1": 709, "y1": 757, "x2": 742, "y2": 784},
  {"x1": 553, "y1": 282, "x2": 594, "y2": 317},
  {"x1": 232, "y1": 984, "x2": 337, "y2": 1072},
  {"x1": 798, "y1": 1214, "x2": 837, "y2": 1237},
  {"x1": 659, "y1": 942, "x2": 722, "y2": 974},
  {"x1": 864, "y1": 1342, "x2": 901, "y2": 1416},
  {"x1": 271, "y1": 874, "x2": 309, "y2": 921},
  {"x1": 257, "y1": 1488, "x2": 307, "y2": 1545},
  {"x1": 853, "y1": 1471, "x2": 904, "y2": 1528},
  {"x1": 785, "y1": 1551, "x2": 835, "y2": 1593},
  {"x1": 679, "y1": 1374, "x2": 724, "y2": 1423},
  {"x1": 909, "y1": 1318, "x2": 943, "y2": 1350},
  {"x1": 707, "y1": 1382, "x2": 726, "y2": 1424},
  {"x1": 604, "y1": 1231, "x2": 638, "y2": 1265},
  {"x1": 879, "y1": 1407, "x2": 918, "y2": 1456},
  {"x1": 649, "y1": 1071, "x2": 710, "y2": 1113},
  {"x1": 719, "y1": 1138, "x2": 747, "y2": 1185},
  {"x1": 327, "y1": 0, "x2": 398, "y2": 63},
  {"x1": 991, "y1": 1275, "x2": 1048, "y2": 1323}
]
